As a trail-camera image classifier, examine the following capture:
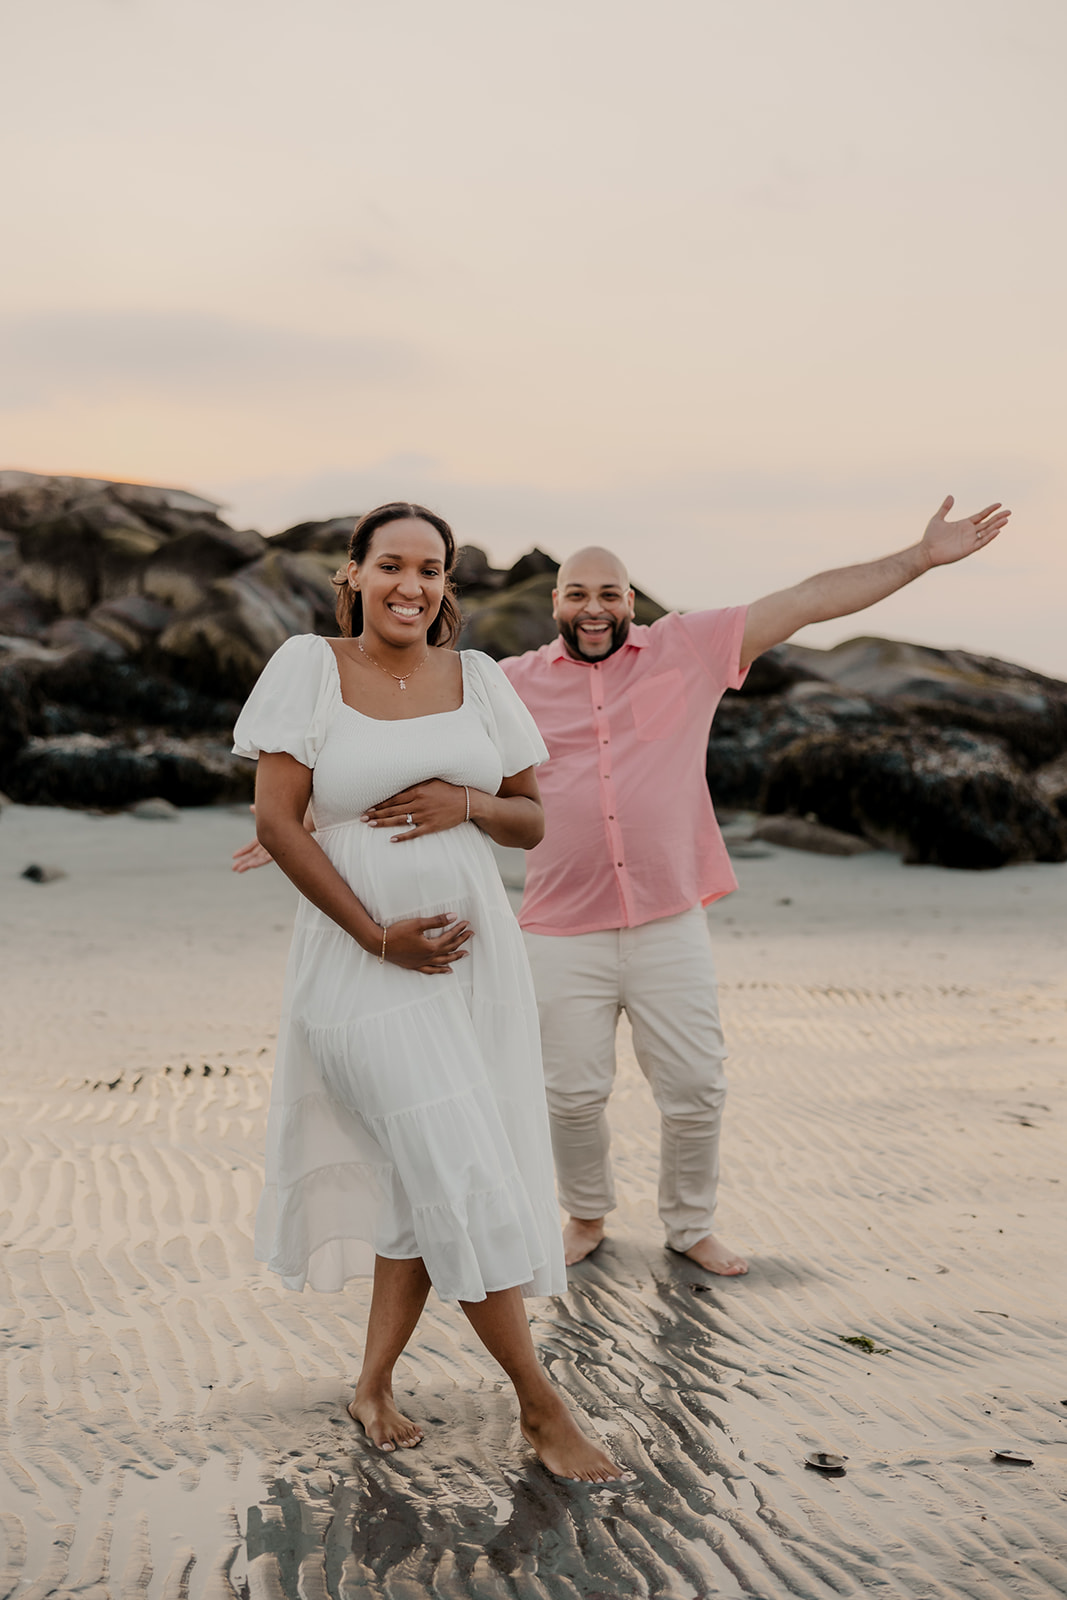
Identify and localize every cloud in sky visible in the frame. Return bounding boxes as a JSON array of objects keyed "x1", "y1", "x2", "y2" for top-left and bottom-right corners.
[{"x1": 0, "y1": 311, "x2": 422, "y2": 409}]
